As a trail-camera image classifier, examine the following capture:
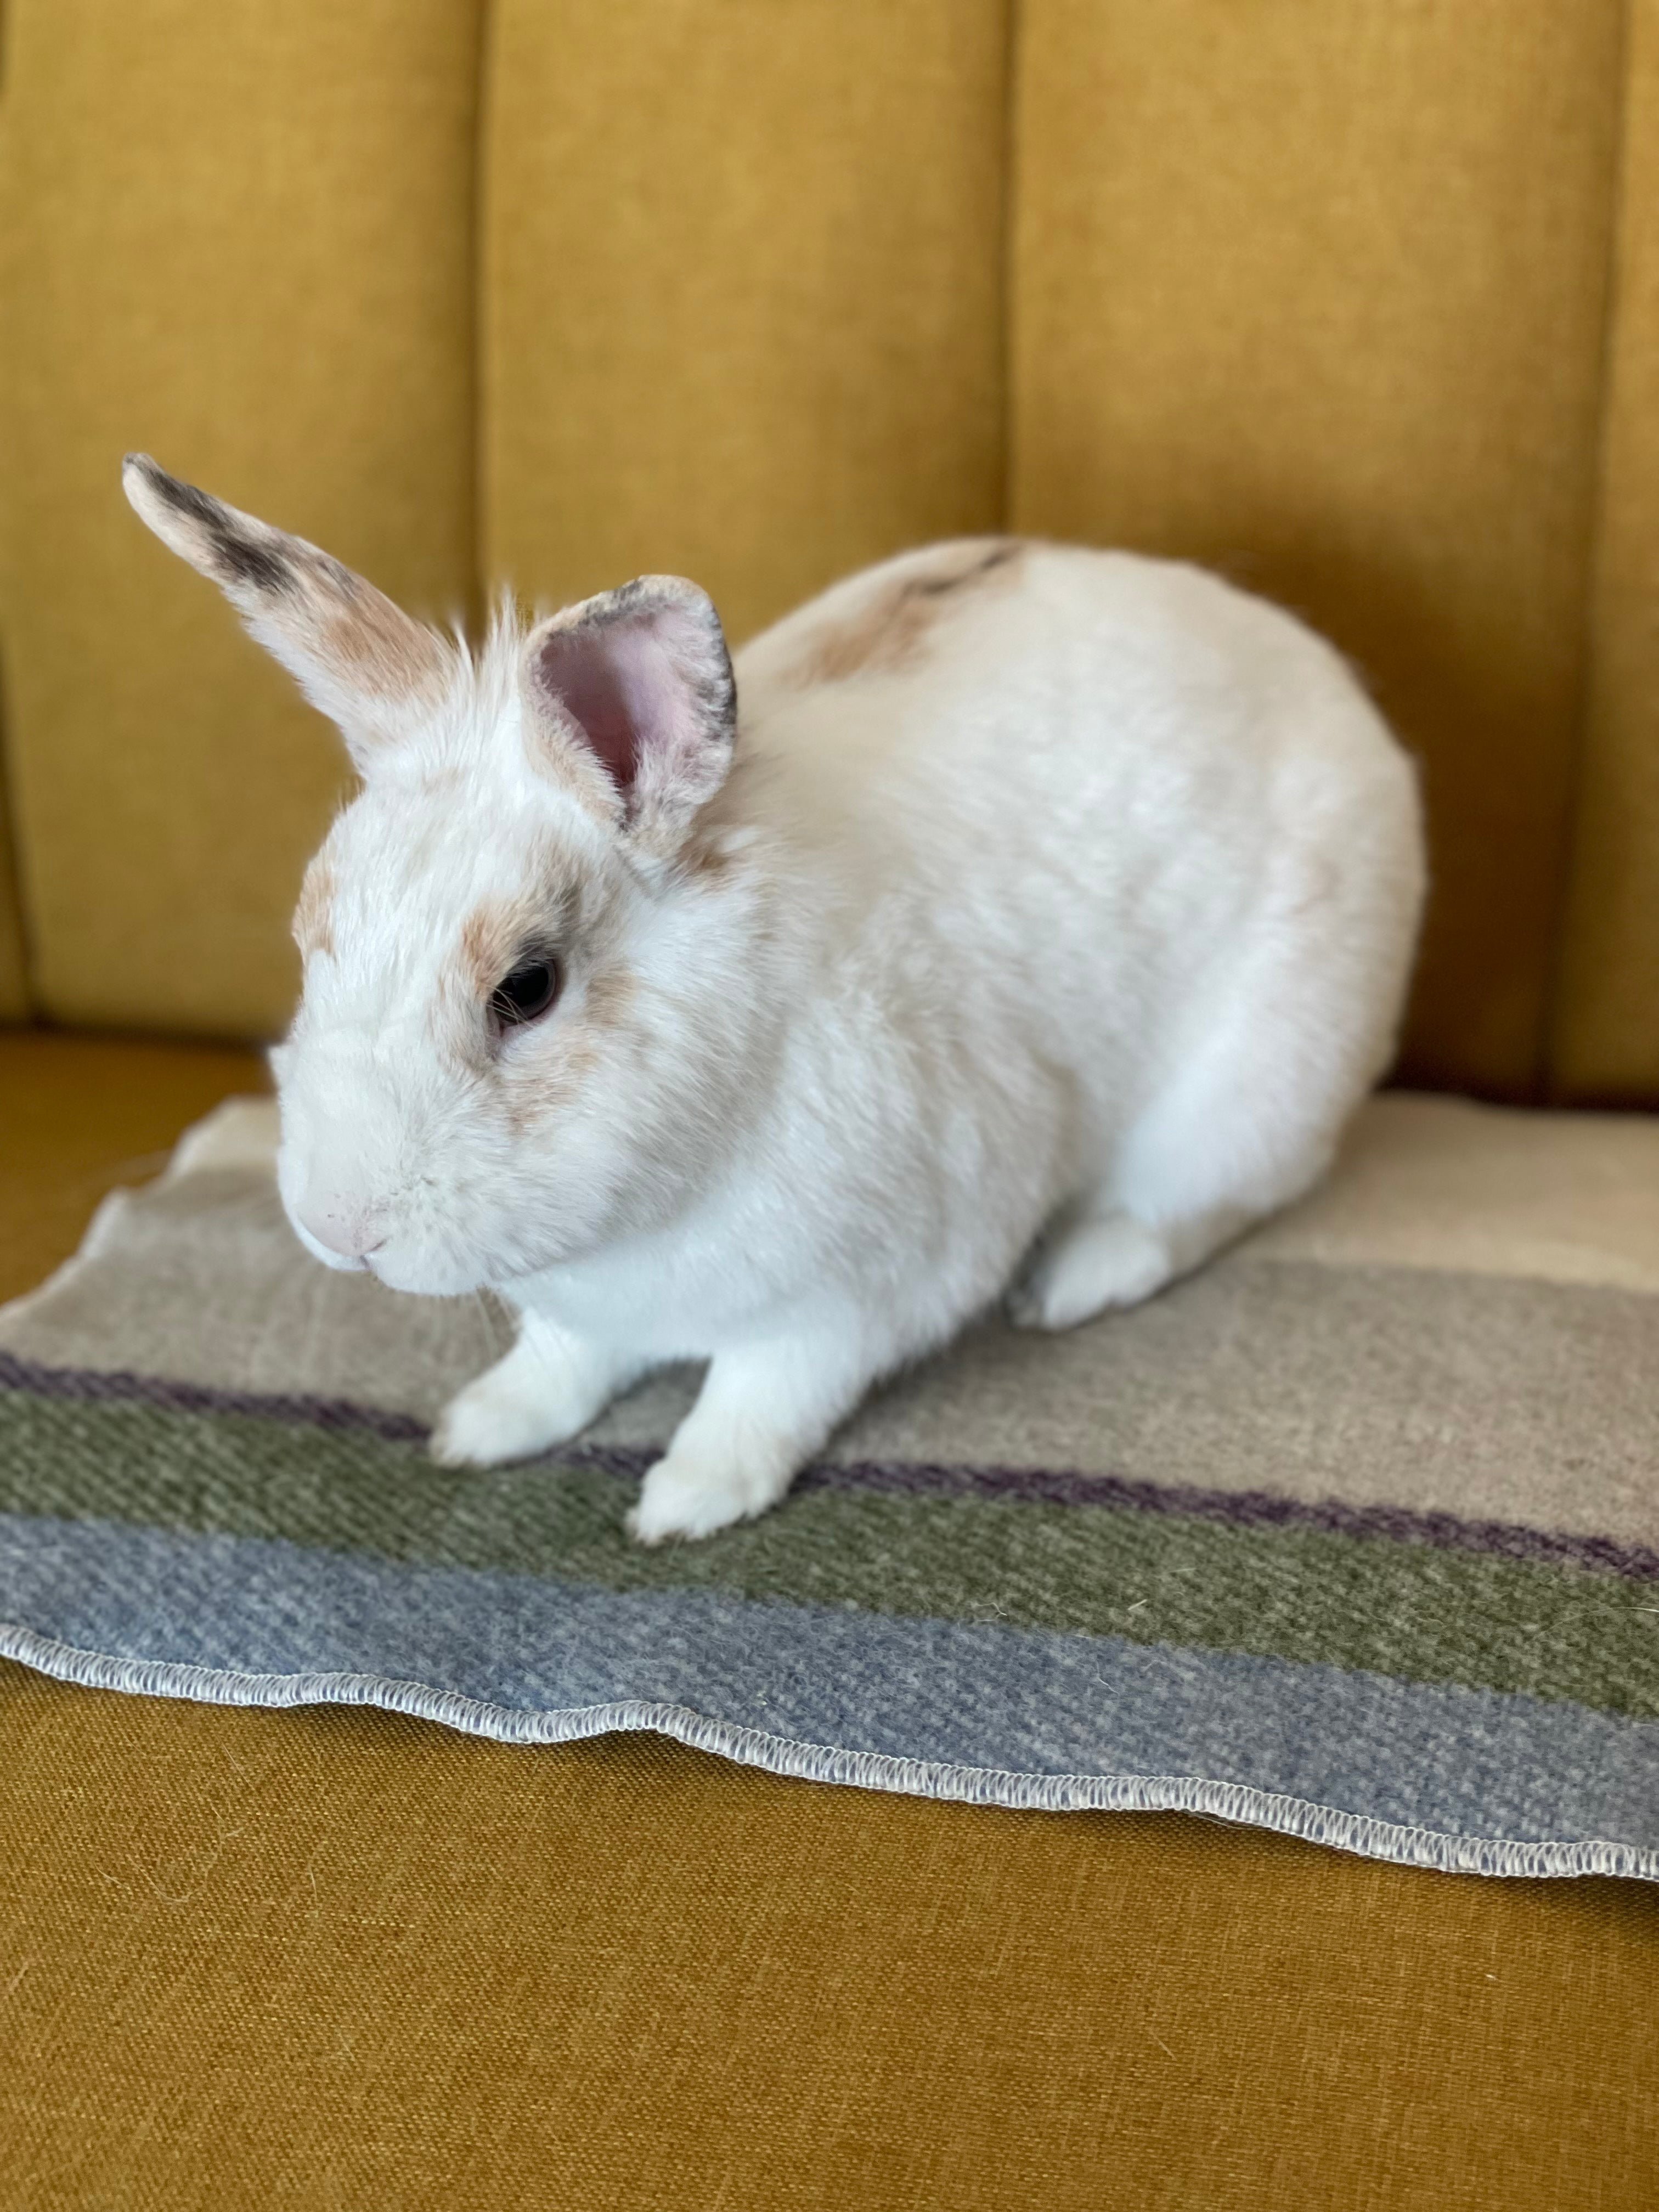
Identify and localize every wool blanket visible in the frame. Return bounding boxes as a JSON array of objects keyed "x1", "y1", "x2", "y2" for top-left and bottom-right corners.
[{"x1": 3, "y1": 1094, "x2": 1658, "y2": 1879}]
